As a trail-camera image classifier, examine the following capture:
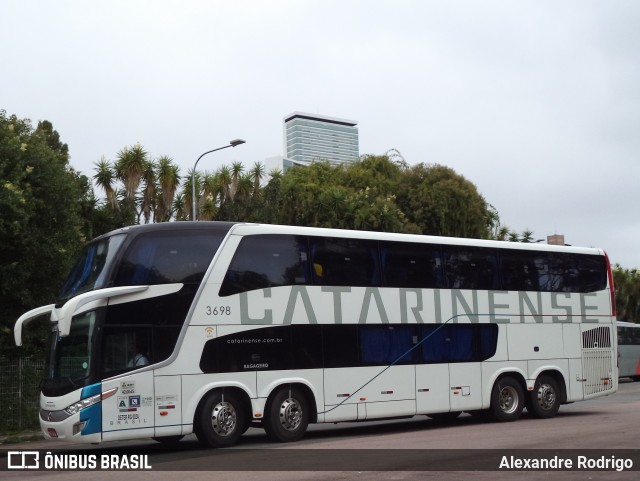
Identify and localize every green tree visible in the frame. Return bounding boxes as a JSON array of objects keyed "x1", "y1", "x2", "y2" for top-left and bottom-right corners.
[
  {"x1": 396, "y1": 163, "x2": 492, "y2": 238},
  {"x1": 114, "y1": 144, "x2": 148, "y2": 224},
  {"x1": 613, "y1": 266, "x2": 640, "y2": 323},
  {"x1": 0, "y1": 111, "x2": 92, "y2": 357},
  {"x1": 94, "y1": 147, "x2": 182, "y2": 224},
  {"x1": 249, "y1": 161, "x2": 266, "y2": 197},
  {"x1": 155, "y1": 156, "x2": 181, "y2": 223},
  {"x1": 92, "y1": 150, "x2": 499, "y2": 243},
  {"x1": 276, "y1": 158, "x2": 417, "y2": 233},
  {"x1": 277, "y1": 161, "x2": 345, "y2": 227},
  {"x1": 258, "y1": 169, "x2": 284, "y2": 224},
  {"x1": 172, "y1": 192, "x2": 188, "y2": 221},
  {"x1": 229, "y1": 161, "x2": 244, "y2": 201},
  {"x1": 140, "y1": 158, "x2": 157, "y2": 224},
  {"x1": 94, "y1": 157, "x2": 118, "y2": 210}
]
